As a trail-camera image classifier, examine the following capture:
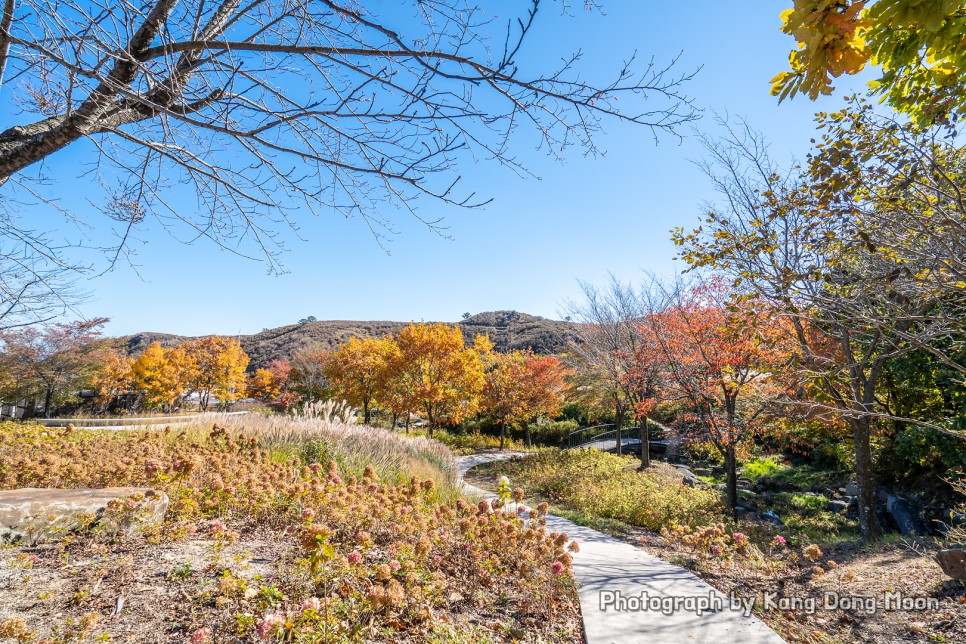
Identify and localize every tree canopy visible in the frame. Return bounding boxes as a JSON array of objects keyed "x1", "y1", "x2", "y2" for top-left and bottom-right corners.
[{"x1": 773, "y1": 0, "x2": 966, "y2": 125}]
